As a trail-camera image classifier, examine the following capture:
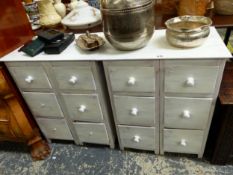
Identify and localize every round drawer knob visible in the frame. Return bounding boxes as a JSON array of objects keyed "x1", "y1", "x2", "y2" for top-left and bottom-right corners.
[
  {"x1": 133, "y1": 135, "x2": 141, "y2": 143},
  {"x1": 182, "y1": 110, "x2": 191, "y2": 118},
  {"x1": 89, "y1": 131, "x2": 93, "y2": 136},
  {"x1": 52, "y1": 128, "x2": 57, "y2": 131},
  {"x1": 127, "y1": 77, "x2": 136, "y2": 85},
  {"x1": 180, "y1": 139, "x2": 187, "y2": 146},
  {"x1": 69, "y1": 76, "x2": 78, "y2": 85},
  {"x1": 25, "y1": 76, "x2": 34, "y2": 84},
  {"x1": 78, "y1": 105, "x2": 86, "y2": 112},
  {"x1": 40, "y1": 103, "x2": 46, "y2": 108},
  {"x1": 186, "y1": 77, "x2": 195, "y2": 87},
  {"x1": 130, "y1": 108, "x2": 138, "y2": 116}
]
